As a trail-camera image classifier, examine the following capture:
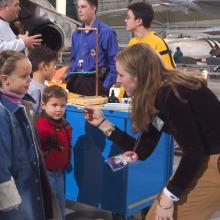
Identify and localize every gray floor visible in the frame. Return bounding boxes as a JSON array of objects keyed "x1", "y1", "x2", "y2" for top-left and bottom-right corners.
[
  {"x1": 65, "y1": 77, "x2": 220, "y2": 220},
  {"x1": 65, "y1": 200, "x2": 220, "y2": 220}
]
